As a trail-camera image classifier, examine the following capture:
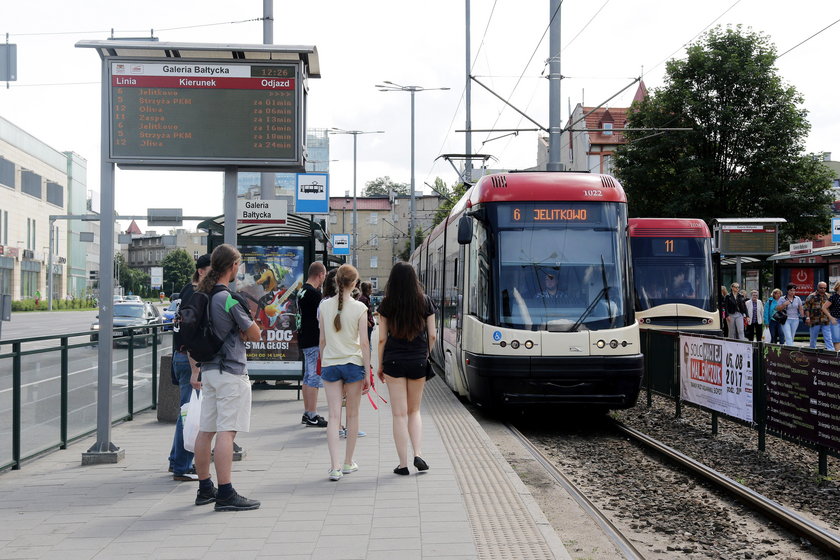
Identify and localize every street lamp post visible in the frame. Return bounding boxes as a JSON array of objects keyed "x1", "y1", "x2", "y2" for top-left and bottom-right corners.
[
  {"x1": 375, "y1": 81, "x2": 449, "y2": 255},
  {"x1": 328, "y1": 128, "x2": 384, "y2": 268}
]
